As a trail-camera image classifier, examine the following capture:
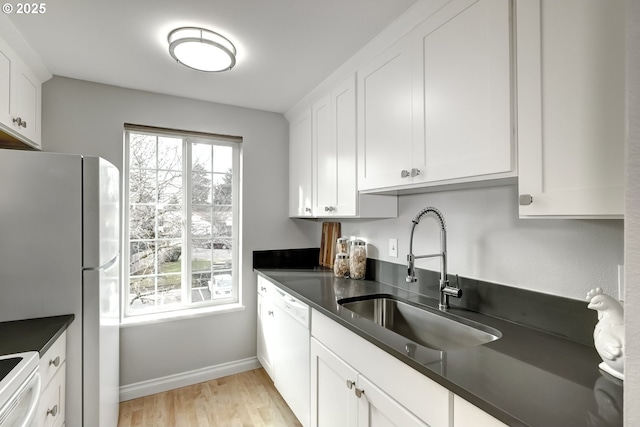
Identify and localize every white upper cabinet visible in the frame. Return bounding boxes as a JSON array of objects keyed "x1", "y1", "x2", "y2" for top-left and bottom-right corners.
[
  {"x1": 0, "y1": 34, "x2": 42, "y2": 149},
  {"x1": 516, "y1": 0, "x2": 625, "y2": 218},
  {"x1": 289, "y1": 109, "x2": 313, "y2": 217},
  {"x1": 291, "y1": 74, "x2": 397, "y2": 218},
  {"x1": 412, "y1": 0, "x2": 514, "y2": 184},
  {"x1": 357, "y1": 0, "x2": 514, "y2": 193},
  {"x1": 357, "y1": 34, "x2": 414, "y2": 191}
]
